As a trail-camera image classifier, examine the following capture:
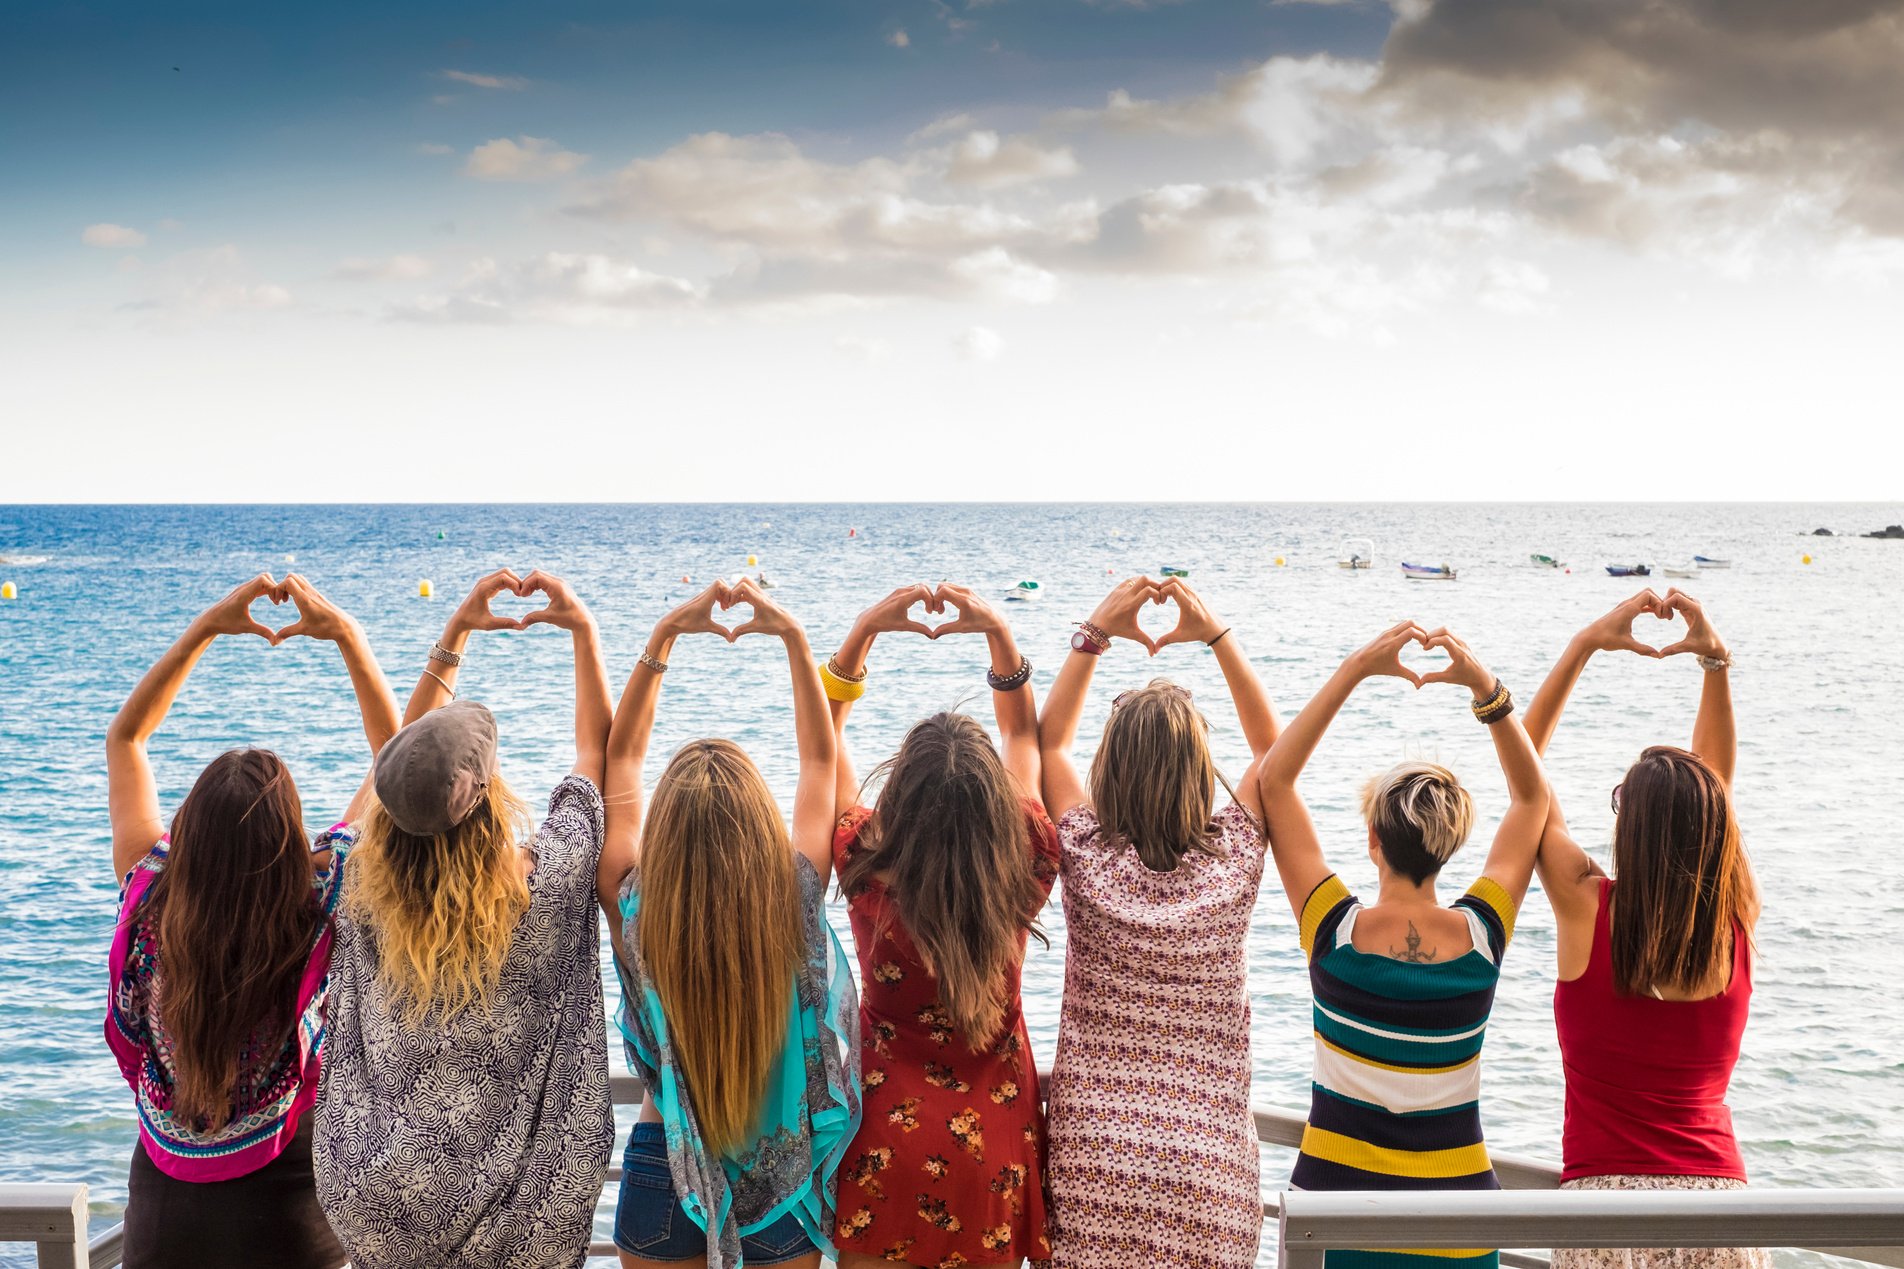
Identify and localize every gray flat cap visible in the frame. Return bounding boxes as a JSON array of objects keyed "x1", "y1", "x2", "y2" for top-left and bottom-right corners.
[{"x1": 373, "y1": 700, "x2": 498, "y2": 836}]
